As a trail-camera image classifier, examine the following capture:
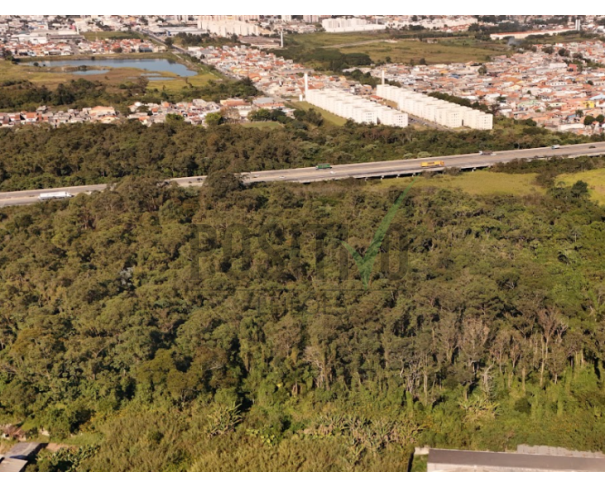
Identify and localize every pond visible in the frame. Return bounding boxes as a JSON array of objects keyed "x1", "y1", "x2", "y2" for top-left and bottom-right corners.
[{"x1": 27, "y1": 58, "x2": 198, "y2": 77}]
